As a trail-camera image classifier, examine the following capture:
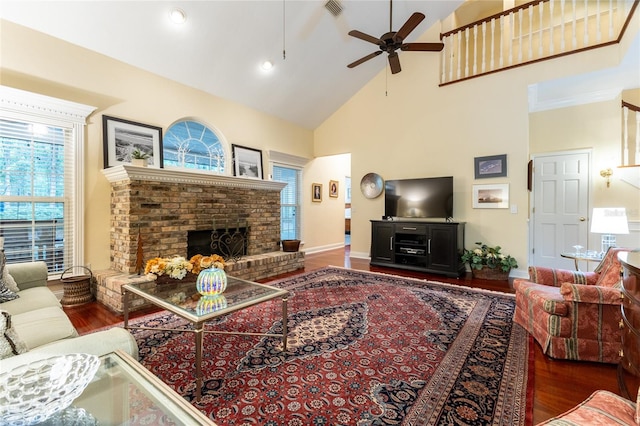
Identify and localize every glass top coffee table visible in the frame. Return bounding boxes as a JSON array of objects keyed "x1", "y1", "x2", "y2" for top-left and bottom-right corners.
[
  {"x1": 42, "y1": 349, "x2": 213, "y2": 425},
  {"x1": 122, "y1": 275, "x2": 290, "y2": 400}
]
